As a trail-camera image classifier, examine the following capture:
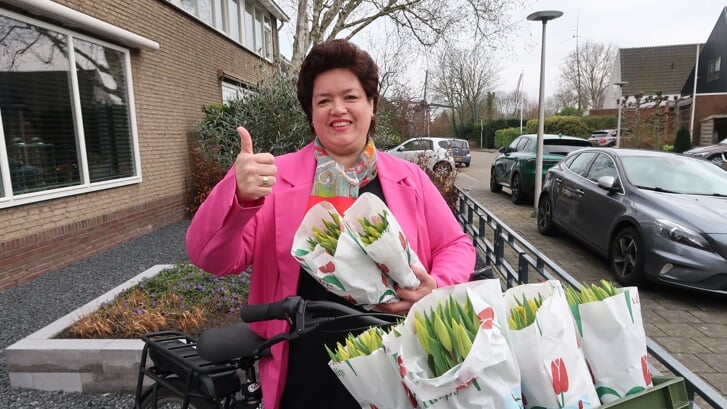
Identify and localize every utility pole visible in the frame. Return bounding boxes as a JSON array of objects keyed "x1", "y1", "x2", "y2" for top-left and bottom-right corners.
[{"x1": 575, "y1": 17, "x2": 582, "y2": 111}]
